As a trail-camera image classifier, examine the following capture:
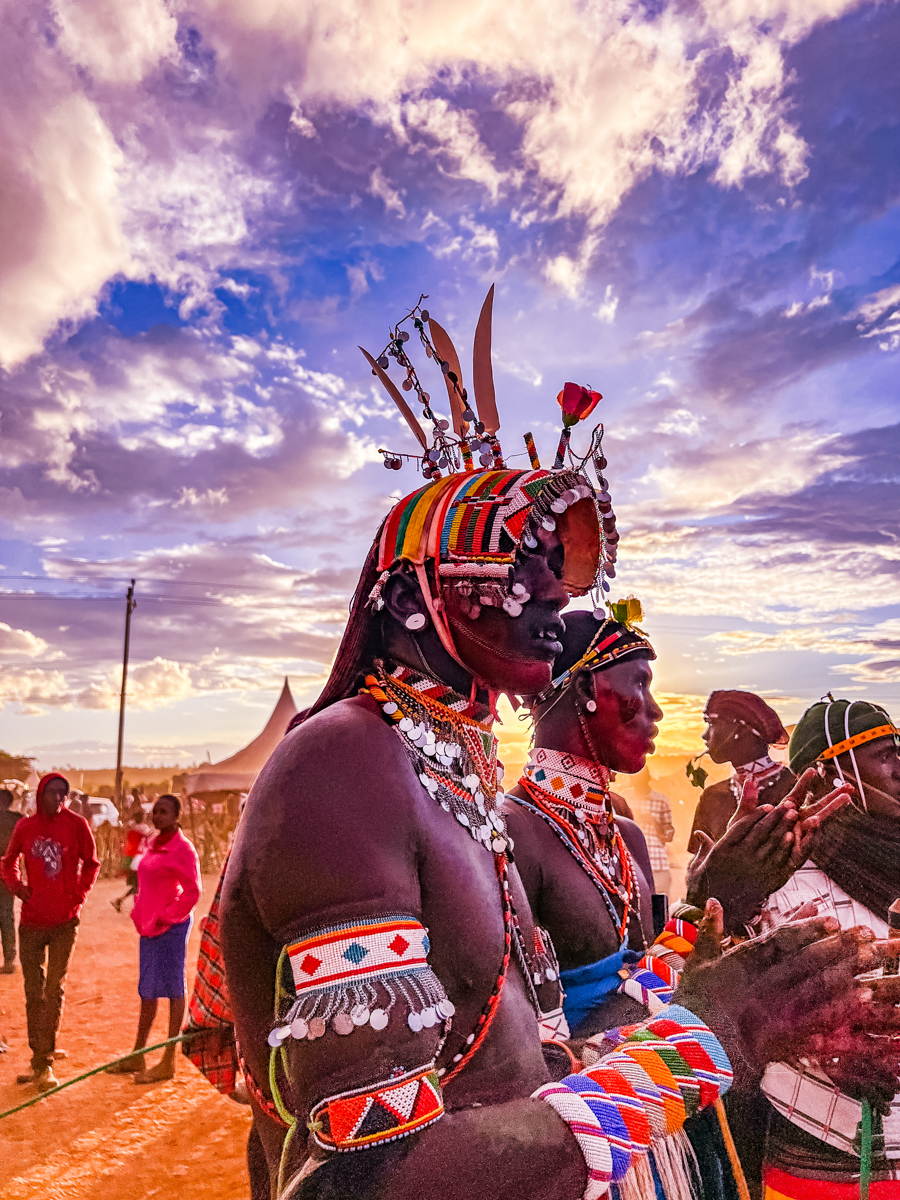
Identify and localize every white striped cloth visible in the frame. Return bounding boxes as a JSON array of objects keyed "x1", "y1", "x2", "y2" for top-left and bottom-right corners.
[{"x1": 763, "y1": 867, "x2": 898, "y2": 1157}]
